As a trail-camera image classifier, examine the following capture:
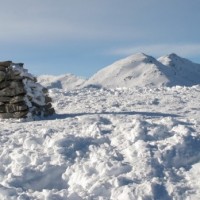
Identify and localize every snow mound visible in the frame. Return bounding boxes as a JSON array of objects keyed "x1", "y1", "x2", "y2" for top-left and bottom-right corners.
[
  {"x1": 84, "y1": 53, "x2": 200, "y2": 88},
  {"x1": 38, "y1": 74, "x2": 86, "y2": 90}
]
